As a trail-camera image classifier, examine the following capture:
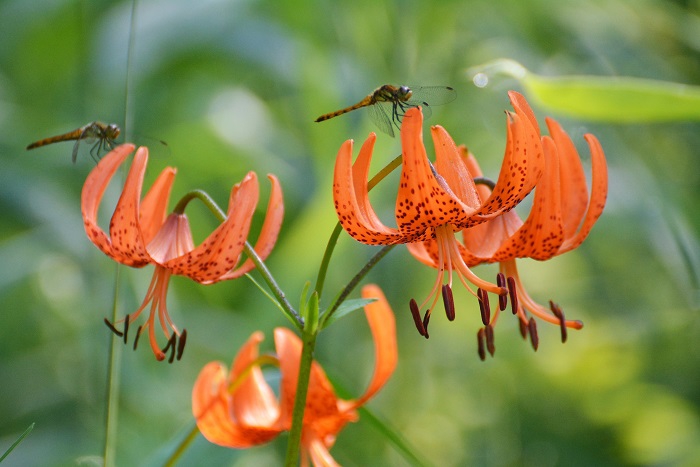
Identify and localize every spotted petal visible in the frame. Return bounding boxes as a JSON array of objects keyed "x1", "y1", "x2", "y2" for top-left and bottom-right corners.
[
  {"x1": 218, "y1": 174, "x2": 285, "y2": 280},
  {"x1": 165, "y1": 172, "x2": 259, "y2": 283}
]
